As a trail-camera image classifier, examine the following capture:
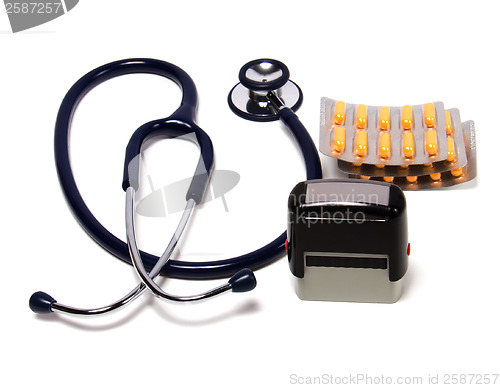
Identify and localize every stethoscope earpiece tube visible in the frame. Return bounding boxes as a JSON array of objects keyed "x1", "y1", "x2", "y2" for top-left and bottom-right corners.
[{"x1": 121, "y1": 119, "x2": 214, "y2": 205}]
